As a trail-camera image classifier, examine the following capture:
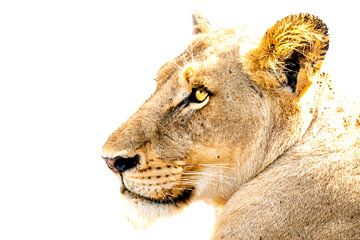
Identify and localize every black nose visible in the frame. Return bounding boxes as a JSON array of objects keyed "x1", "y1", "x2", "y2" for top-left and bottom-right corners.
[{"x1": 108, "y1": 154, "x2": 140, "y2": 173}]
